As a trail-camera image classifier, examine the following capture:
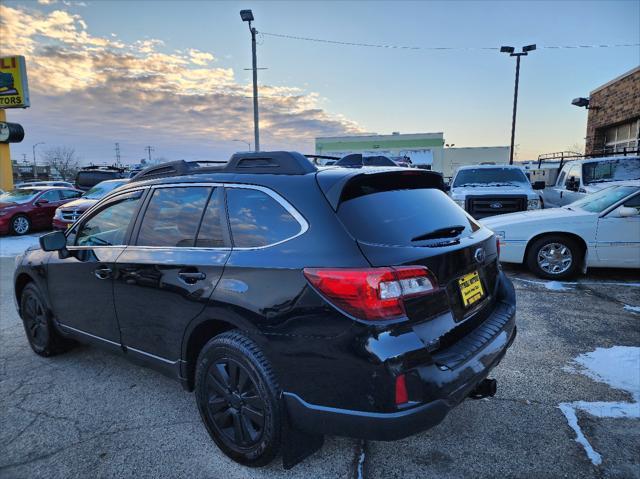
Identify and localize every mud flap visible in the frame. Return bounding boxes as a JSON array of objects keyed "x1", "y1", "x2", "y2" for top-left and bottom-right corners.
[{"x1": 281, "y1": 399, "x2": 324, "y2": 469}]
